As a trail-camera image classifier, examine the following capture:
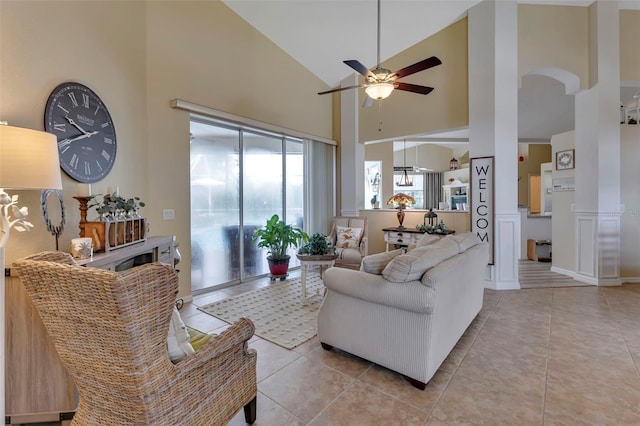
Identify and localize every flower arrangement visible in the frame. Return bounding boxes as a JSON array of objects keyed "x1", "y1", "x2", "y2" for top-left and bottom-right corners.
[{"x1": 88, "y1": 191, "x2": 145, "y2": 221}]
